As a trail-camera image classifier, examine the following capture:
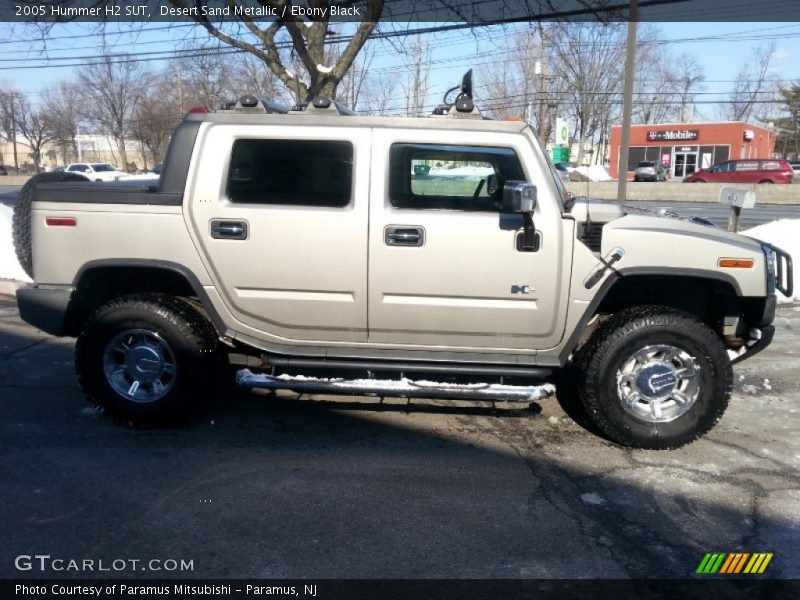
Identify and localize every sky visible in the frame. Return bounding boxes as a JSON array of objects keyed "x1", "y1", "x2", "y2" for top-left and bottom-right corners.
[{"x1": 0, "y1": 19, "x2": 799, "y2": 122}]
